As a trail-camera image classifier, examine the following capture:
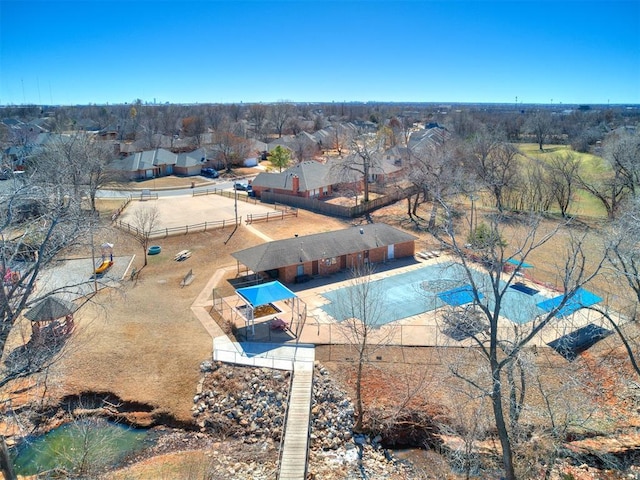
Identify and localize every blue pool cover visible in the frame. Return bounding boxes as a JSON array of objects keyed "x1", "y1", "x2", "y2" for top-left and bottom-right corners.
[
  {"x1": 437, "y1": 285, "x2": 483, "y2": 306},
  {"x1": 547, "y1": 323, "x2": 613, "y2": 361},
  {"x1": 536, "y1": 288, "x2": 602, "y2": 318},
  {"x1": 506, "y1": 258, "x2": 533, "y2": 269},
  {"x1": 509, "y1": 283, "x2": 539, "y2": 296}
]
